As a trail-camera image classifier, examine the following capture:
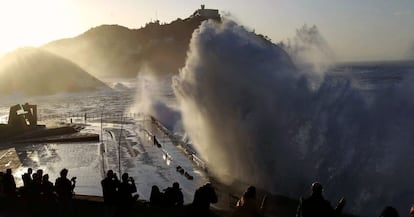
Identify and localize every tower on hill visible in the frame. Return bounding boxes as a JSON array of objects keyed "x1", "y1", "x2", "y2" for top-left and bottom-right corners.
[{"x1": 191, "y1": 5, "x2": 220, "y2": 20}]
